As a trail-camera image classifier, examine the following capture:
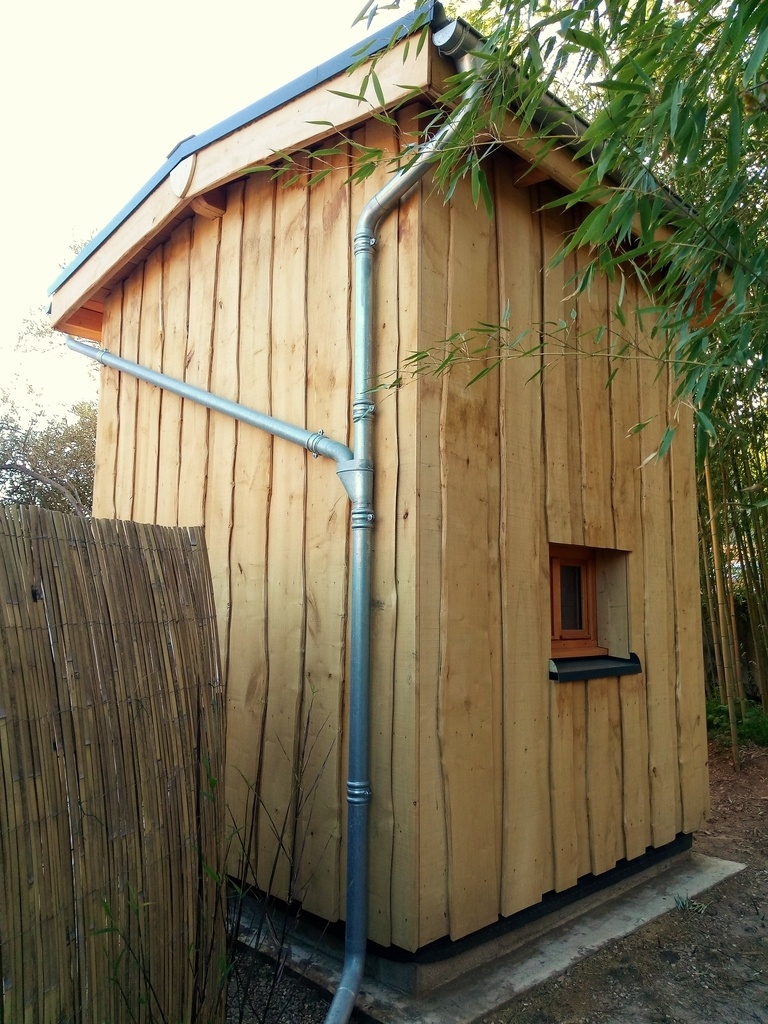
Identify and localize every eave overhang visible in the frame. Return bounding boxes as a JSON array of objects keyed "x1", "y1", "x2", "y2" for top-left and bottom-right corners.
[{"x1": 48, "y1": 5, "x2": 438, "y2": 340}]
